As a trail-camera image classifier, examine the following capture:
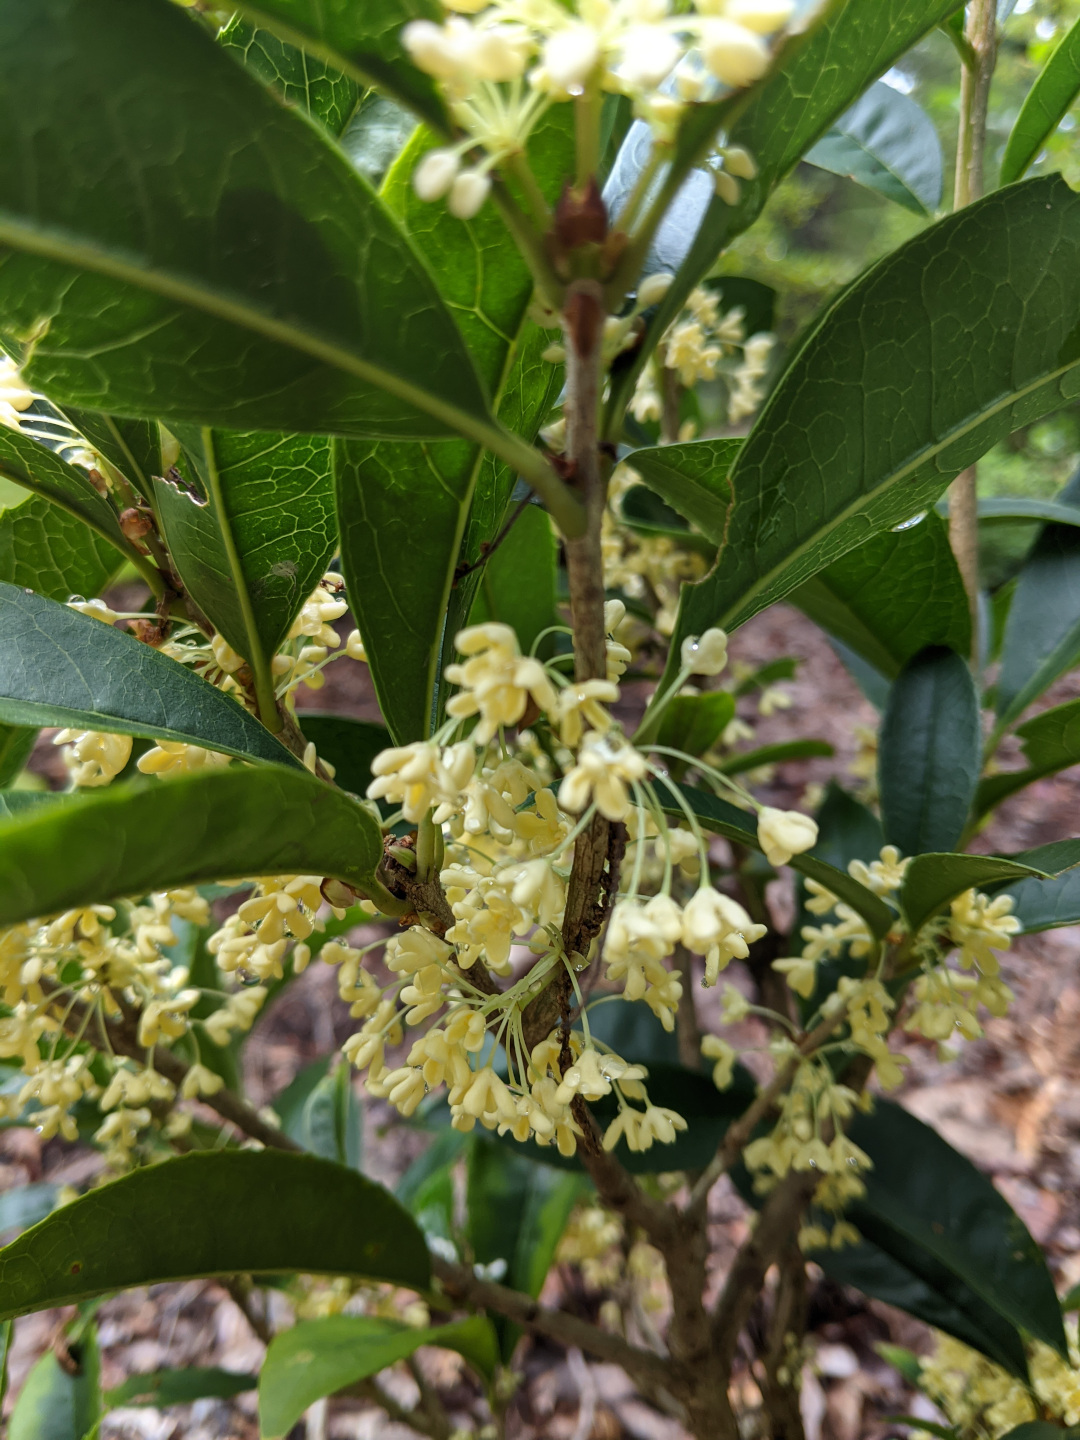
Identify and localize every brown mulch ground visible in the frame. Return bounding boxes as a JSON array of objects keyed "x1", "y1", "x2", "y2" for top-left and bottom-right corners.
[{"x1": 6, "y1": 605, "x2": 1080, "y2": 1440}]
